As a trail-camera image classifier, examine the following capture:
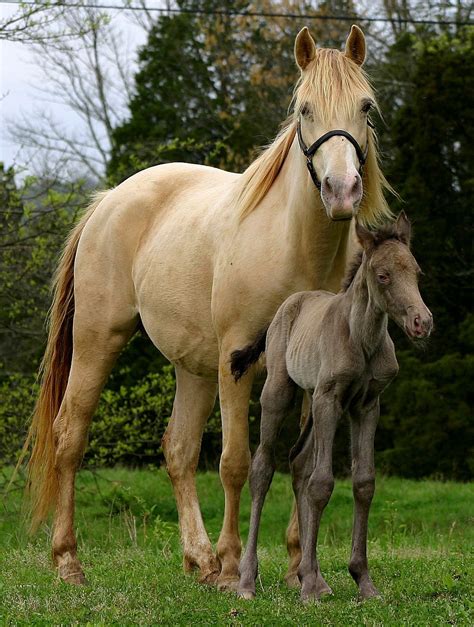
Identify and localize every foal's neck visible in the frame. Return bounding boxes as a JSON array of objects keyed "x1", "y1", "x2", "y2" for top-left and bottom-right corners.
[{"x1": 347, "y1": 258, "x2": 387, "y2": 354}]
